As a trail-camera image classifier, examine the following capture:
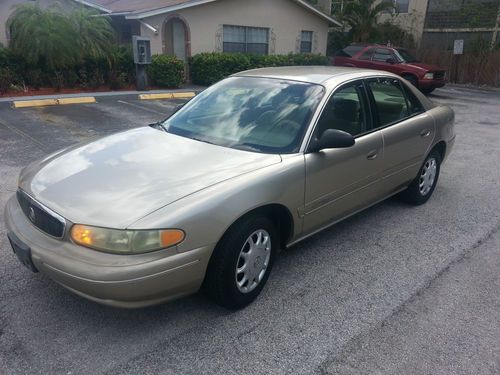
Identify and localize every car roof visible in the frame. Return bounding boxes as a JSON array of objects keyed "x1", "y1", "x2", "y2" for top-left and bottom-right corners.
[{"x1": 233, "y1": 66, "x2": 398, "y2": 85}]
